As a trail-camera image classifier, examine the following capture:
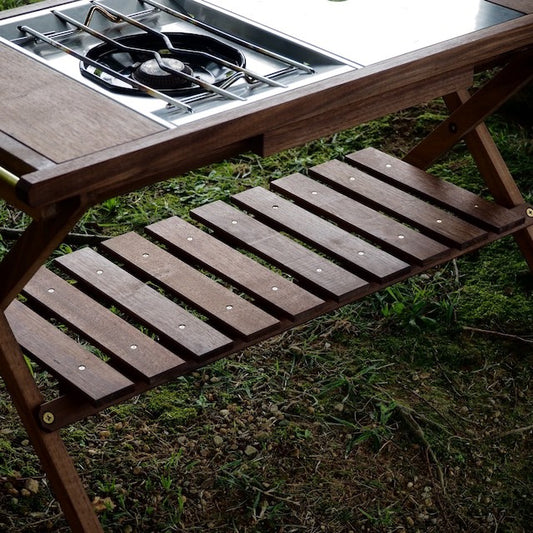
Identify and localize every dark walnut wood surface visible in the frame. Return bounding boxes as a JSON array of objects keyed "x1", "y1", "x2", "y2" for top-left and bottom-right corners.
[{"x1": 0, "y1": 44, "x2": 164, "y2": 164}]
